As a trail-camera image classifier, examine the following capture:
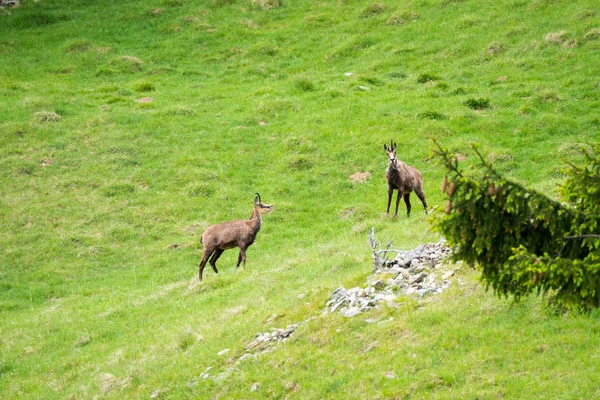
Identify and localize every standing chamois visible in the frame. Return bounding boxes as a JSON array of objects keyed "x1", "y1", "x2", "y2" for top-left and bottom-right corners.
[
  {"x1": 198, "y1": 193, "x2": 273, "y2": 281},
  {"x1": 384, "y1": 140, "x2": 428, "y2": 218}
]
